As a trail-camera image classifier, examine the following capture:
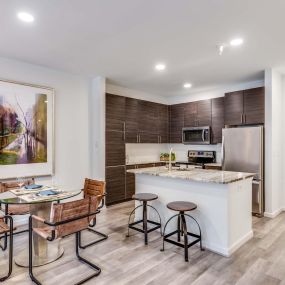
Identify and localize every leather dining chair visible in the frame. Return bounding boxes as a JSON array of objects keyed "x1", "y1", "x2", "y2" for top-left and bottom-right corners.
[
  {"x1": 0, "y1": 215, "x2": 13, "y2": 282},
  {"x1": 0, "y1": 178, "x2": 34, "y2": 251},
  {"x1": 29, "y1": 196, "x2": 101, "y2": 285},
  {"x1": 79, "y1": 178, "x2": 108, "y2": 249}
]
